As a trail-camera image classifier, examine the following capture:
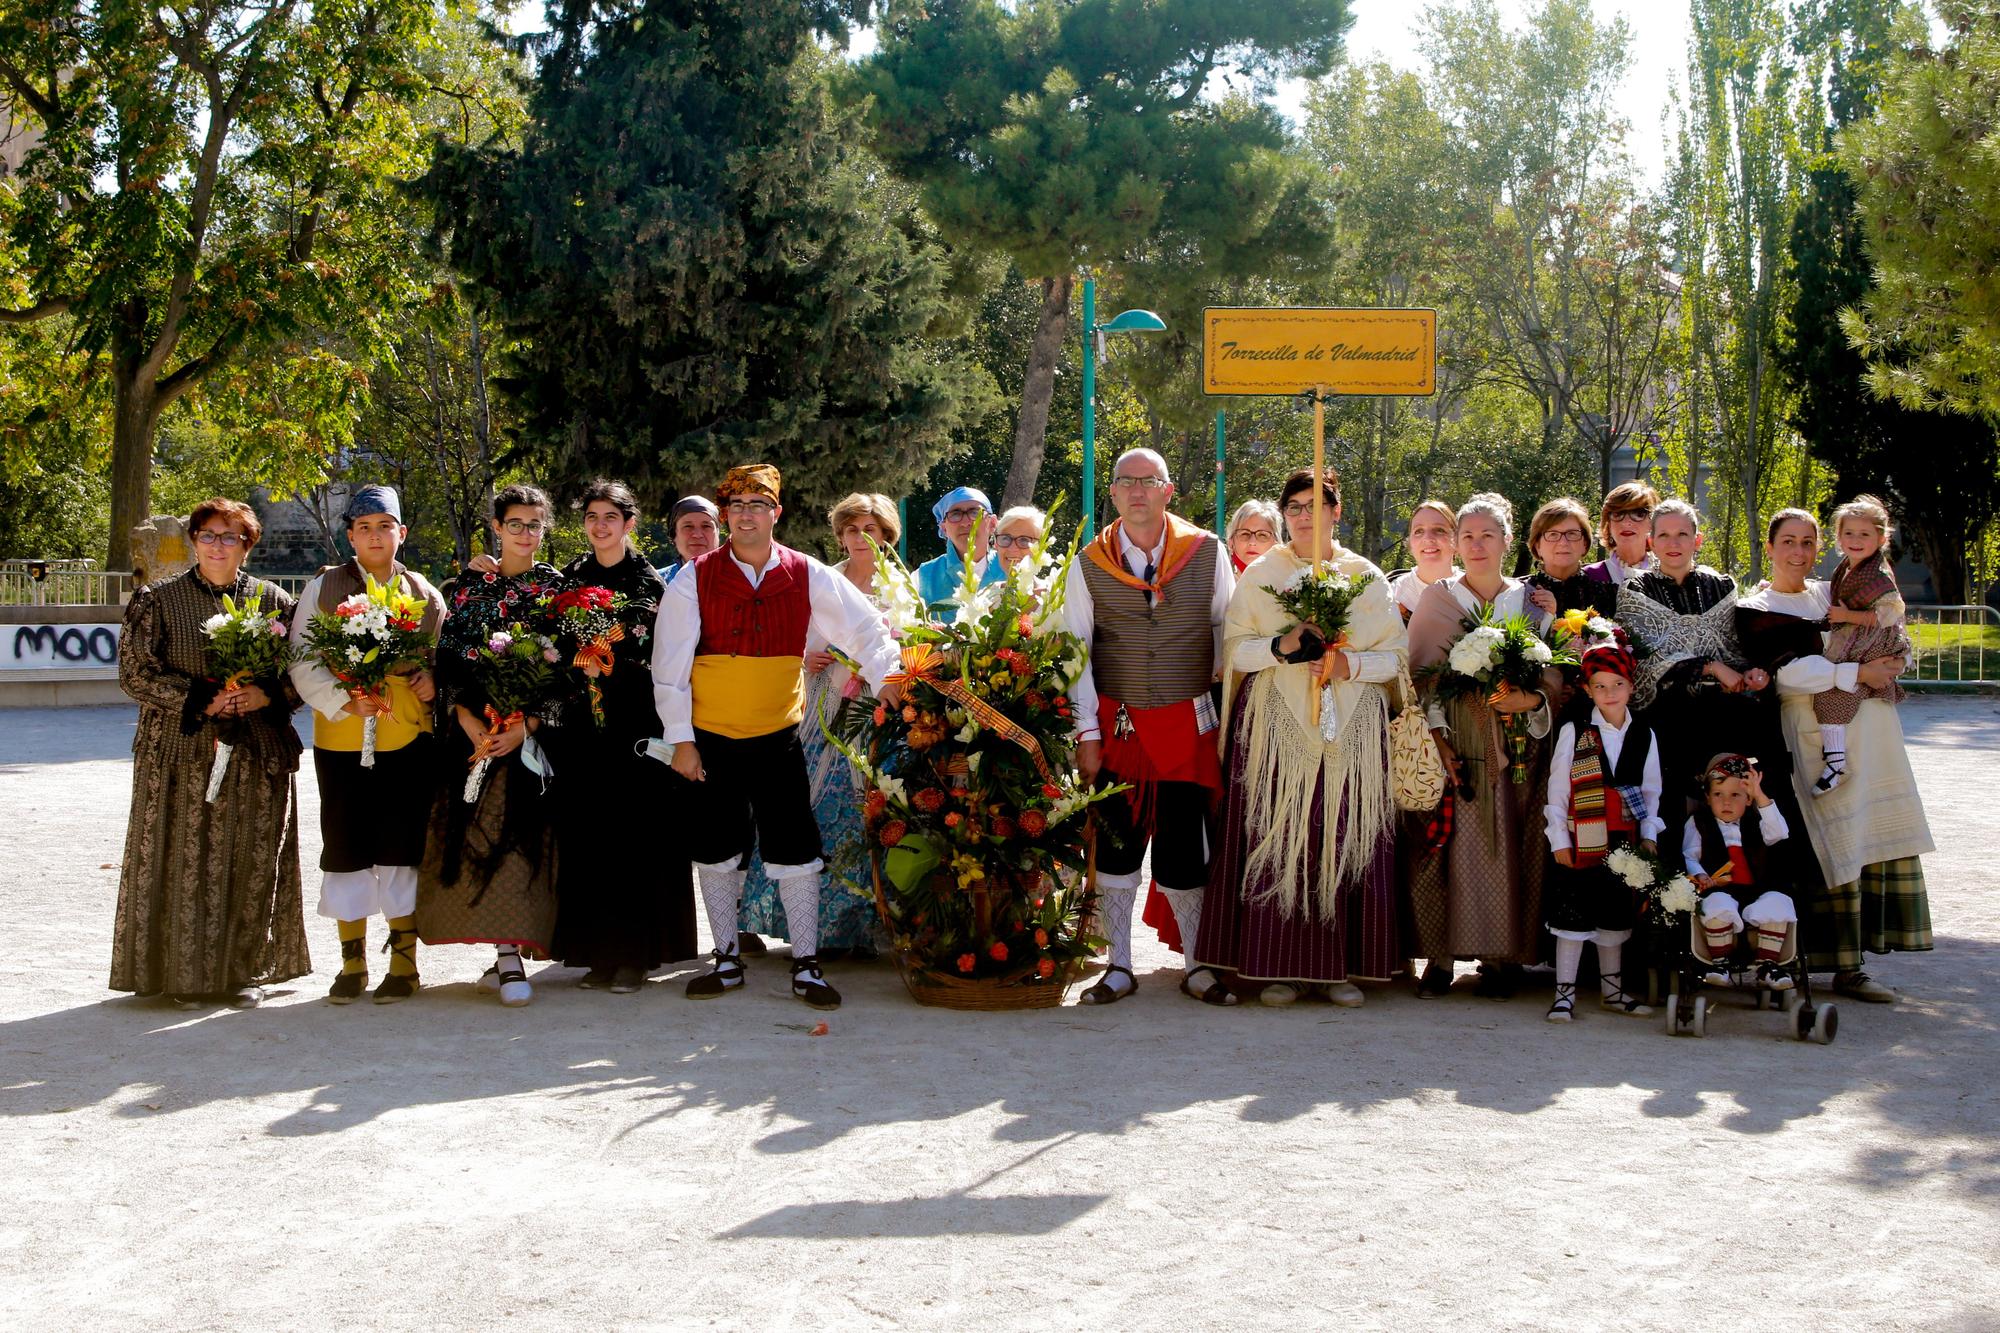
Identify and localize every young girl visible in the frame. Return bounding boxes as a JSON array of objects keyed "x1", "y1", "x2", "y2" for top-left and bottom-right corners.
[
  {"x1": 1812, "y1": 495, "x2": 1911, "y2": 794},
  {"x1": 1682, "y1": 753, "x2": 1799, "y2": 986},
  {"x1": 1541, "y1": 640, "x2": 1663, "y2": 1022}
]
